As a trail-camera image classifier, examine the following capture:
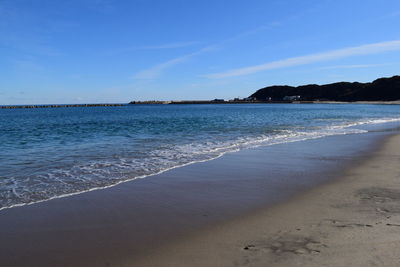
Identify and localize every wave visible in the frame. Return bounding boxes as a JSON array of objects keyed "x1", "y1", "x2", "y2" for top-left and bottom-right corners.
[{"x1": 1, "y1": 116, "x2": 400, "y2": 211}]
